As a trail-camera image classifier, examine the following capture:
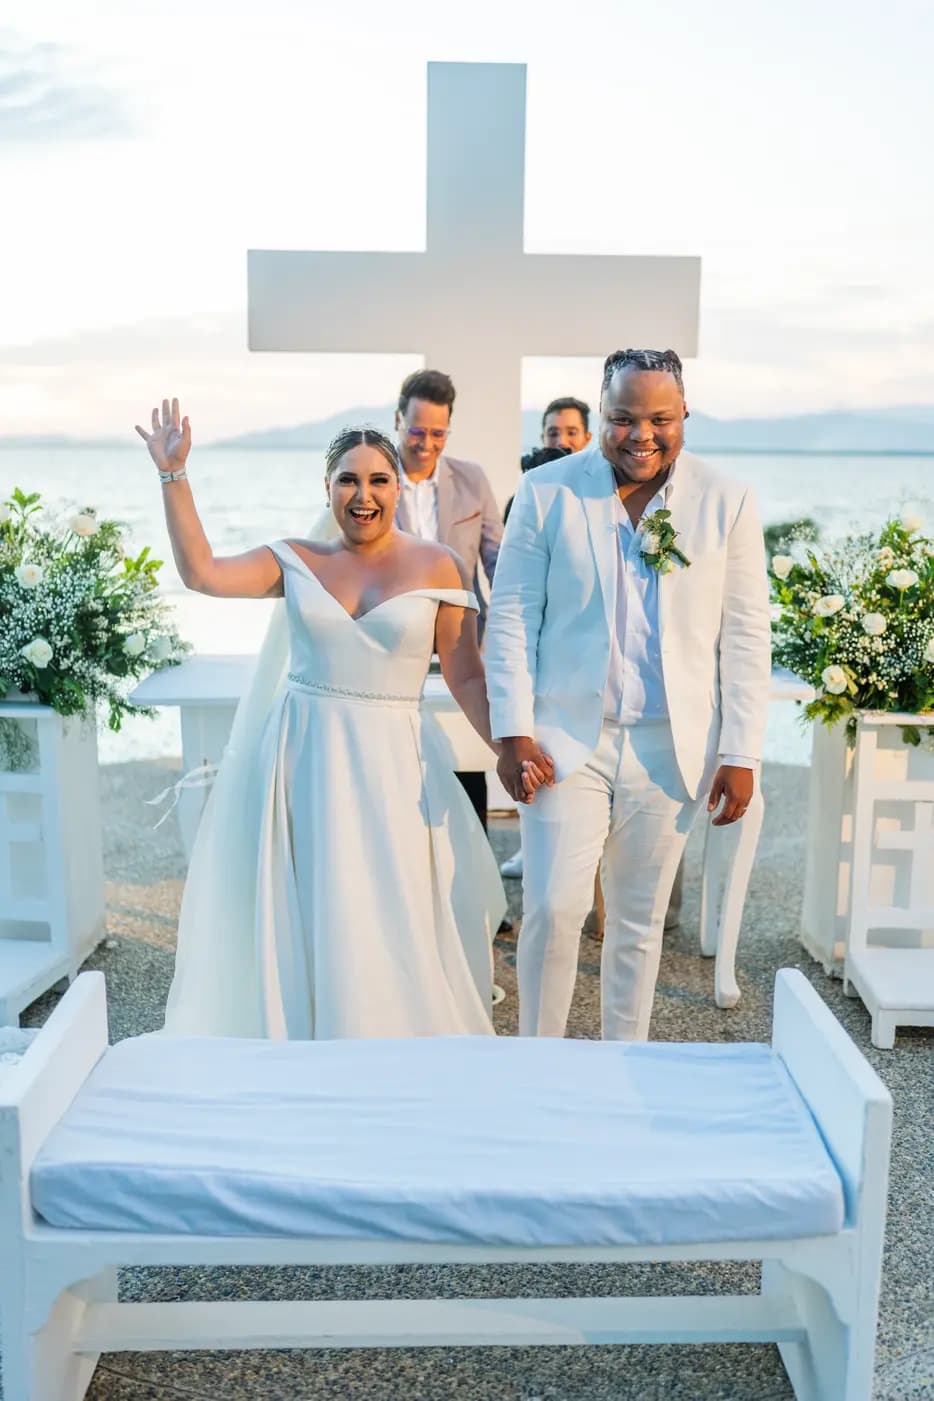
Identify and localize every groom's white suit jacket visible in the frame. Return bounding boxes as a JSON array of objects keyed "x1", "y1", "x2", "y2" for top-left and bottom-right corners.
[{"x1": 484, "y1": 446, "x2": 772, "y2": 798}]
